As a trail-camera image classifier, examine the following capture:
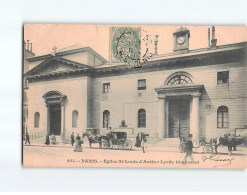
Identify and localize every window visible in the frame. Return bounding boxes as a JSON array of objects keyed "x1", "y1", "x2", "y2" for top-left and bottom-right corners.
[
  {"x1": 72, "y1": 110, "x2": 78, "y2": 128},
  {"x1": 103, "y1": 110, "x2": 110, "y2": 128},
  {"x1": 138, "y1": 109, "x2": 146, "y2": 128},
  {"x1": 138, "y1": 79, "x2": 146, "y2": 90},
  {"x1": 217, "y1": 106, "x2": 229, "y2": 128},
  {"x1": 217, "y1": 71, "x2": 229, "y2": 84},
  {"x1": 103, "y1": 83, "x2": 110, "y2": 93},
  {"x1": 167, "y1": 73, "x2": 193, "y2": 86},
  {"x1": 34, "y1": 112, "x2": 40, "y2": 128}
]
